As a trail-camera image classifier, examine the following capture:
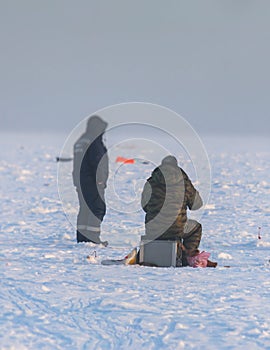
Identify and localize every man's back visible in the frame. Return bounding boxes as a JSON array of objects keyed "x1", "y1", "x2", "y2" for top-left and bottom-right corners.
[{"x1": 141, "y1": 155, "x2": 202, "y2": 240}]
